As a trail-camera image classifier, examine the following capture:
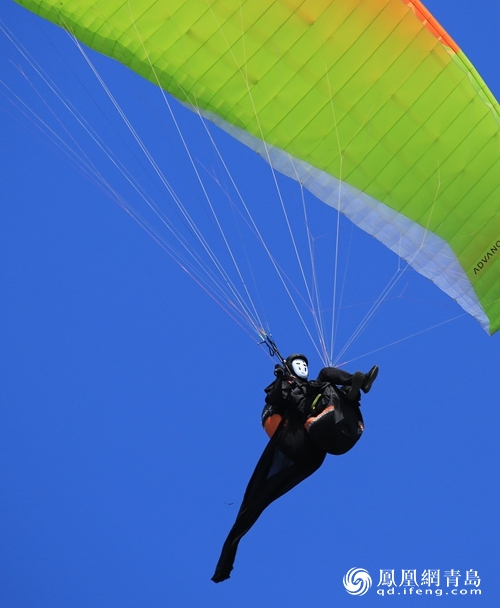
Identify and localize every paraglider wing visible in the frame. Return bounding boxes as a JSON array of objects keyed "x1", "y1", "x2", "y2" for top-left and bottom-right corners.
[{"x1": 15, "y1": 0, "x2": 500, "y2": 333}]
